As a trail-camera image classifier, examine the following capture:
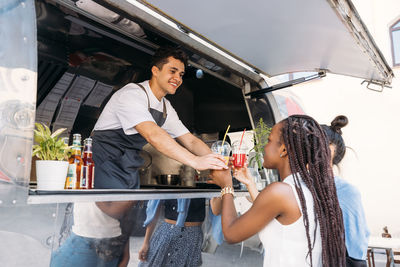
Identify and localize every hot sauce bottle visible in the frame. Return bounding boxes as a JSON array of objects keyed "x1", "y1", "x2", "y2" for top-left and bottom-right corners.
[{"x1": 81, "y1": 137, "x2": 95, "y2": 189}]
